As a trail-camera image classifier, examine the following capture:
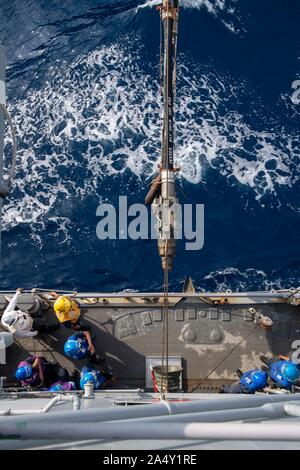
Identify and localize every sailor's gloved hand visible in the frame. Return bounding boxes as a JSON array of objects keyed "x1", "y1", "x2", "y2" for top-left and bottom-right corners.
[{"x1": 49, "y1": 291, "x2": 58, "y2": 298}]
